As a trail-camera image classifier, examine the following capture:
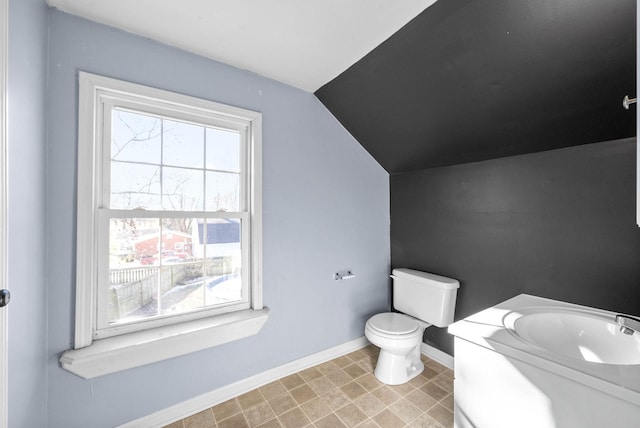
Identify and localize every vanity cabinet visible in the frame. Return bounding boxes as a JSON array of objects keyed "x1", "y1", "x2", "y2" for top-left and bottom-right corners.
[
  {"x1": 453, "y1": 337, "x2": 639, "y2": 428},
  {"x1": 449, "y1": 294, "x2": 640, "y2": 428}
]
